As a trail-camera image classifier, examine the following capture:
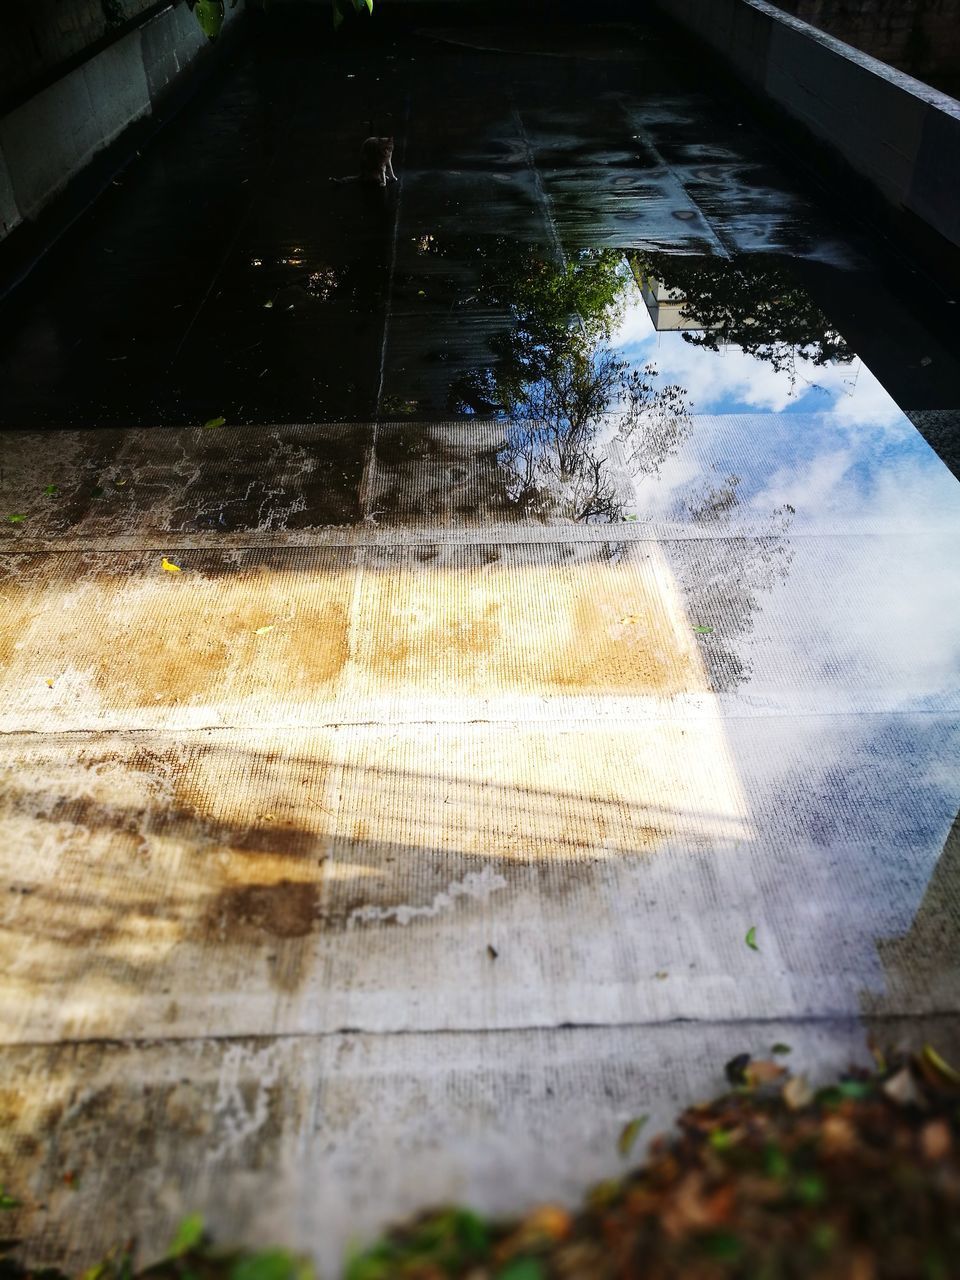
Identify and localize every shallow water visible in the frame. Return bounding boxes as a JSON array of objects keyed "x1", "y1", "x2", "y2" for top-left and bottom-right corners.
[{"x1": 1, "y1": 13, "x2": 959, "y2": 1276}]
